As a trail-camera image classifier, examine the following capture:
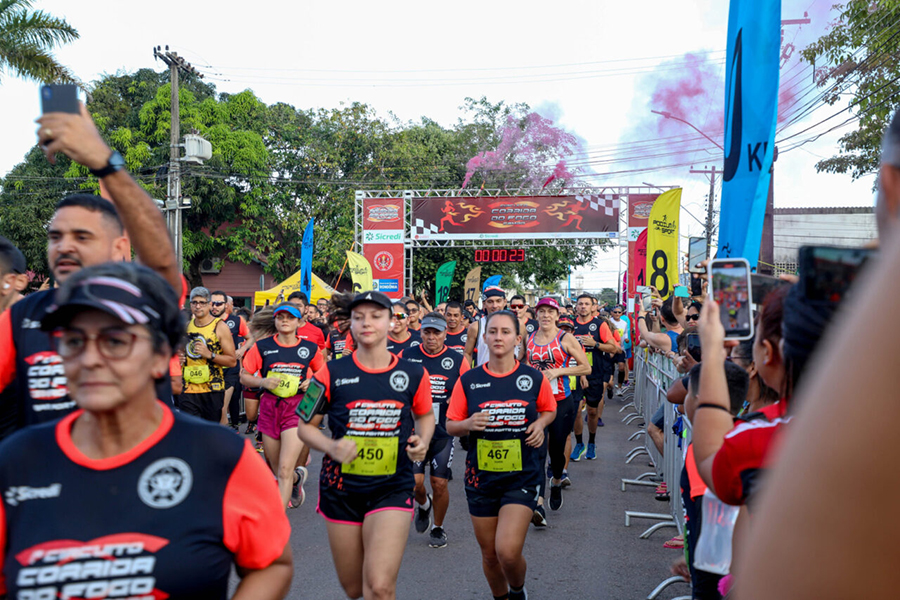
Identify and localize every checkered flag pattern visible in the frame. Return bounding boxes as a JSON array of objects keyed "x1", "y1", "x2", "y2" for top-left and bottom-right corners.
[
  {"x1": 575, "y1": 194, "x2": 620, "y2": 216},
  {"x1": 413, "y1": 218, "x2": 440, "y2": 237}
]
